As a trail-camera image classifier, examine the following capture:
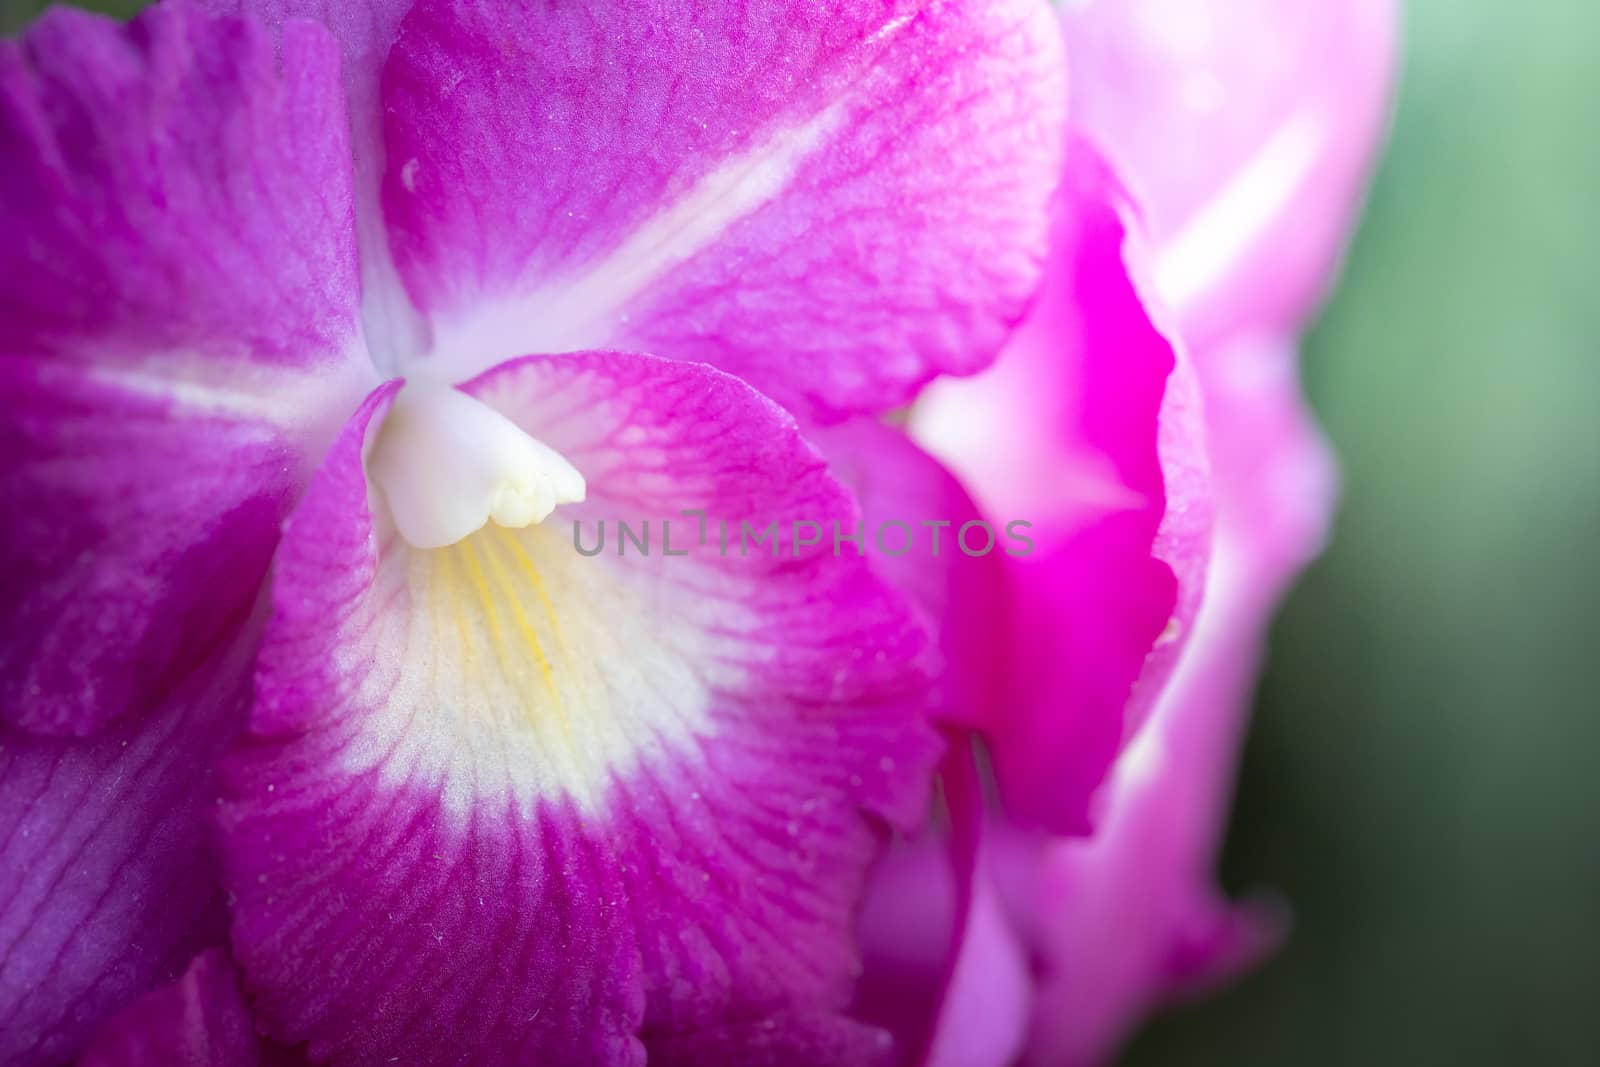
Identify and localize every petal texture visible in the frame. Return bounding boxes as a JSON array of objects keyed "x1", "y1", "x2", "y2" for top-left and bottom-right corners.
[
  {"x1": 0, "y1": 619, "x2": 259, "y2": 1067},
  {"x1": 219, "y1": 358, "x2": 938, "y2": 1065},
  {"x1": 0, "y1": 5, "x2": 371, "y2": 735},
  {"x1": 381, "y1": 0, "x2": 1068, "y2": 417},
  {"x1": 195, "y1": 0, "x2": 430, "y2": 366}
]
